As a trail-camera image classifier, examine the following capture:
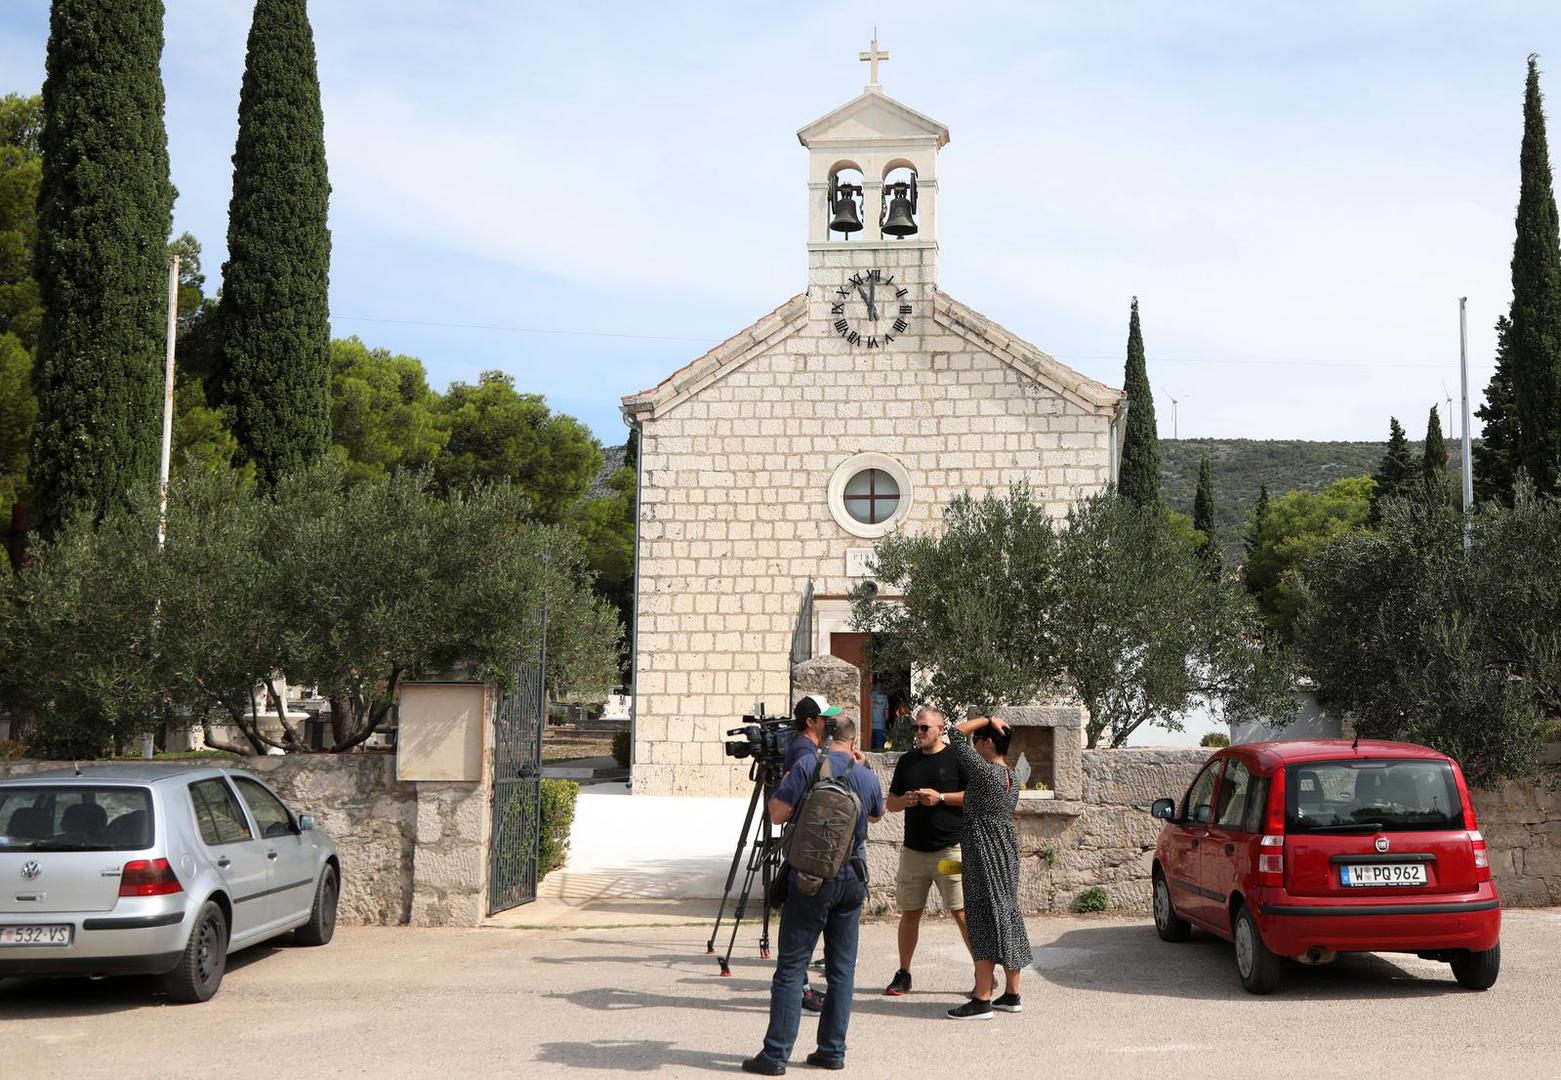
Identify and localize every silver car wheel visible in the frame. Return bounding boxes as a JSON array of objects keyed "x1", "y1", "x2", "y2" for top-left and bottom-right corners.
[
  {"x1": 1236, "y1": 916, "x2": 1255, "y2": 978},
  {"x1": 1154, "y1": 877, "x2": 1171, "y2": 930}
]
